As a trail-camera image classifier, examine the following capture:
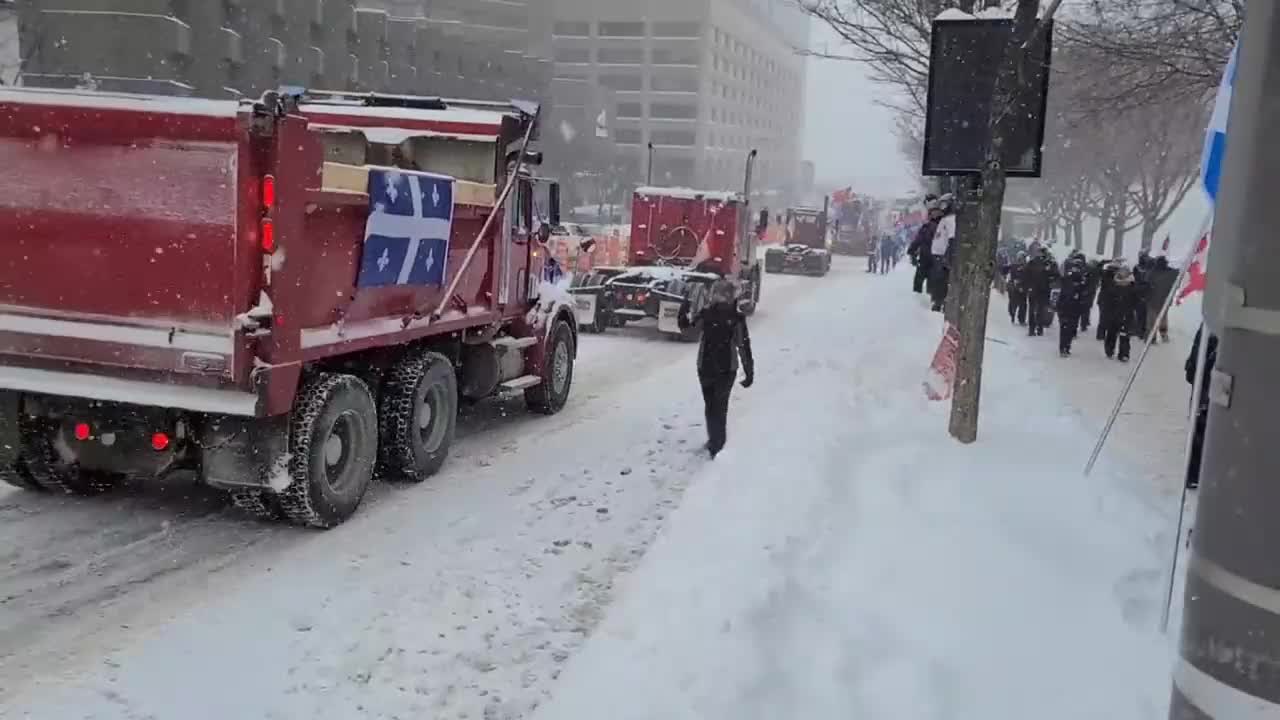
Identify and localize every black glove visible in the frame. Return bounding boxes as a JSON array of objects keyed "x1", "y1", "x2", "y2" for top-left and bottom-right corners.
[{"x1": 741, "y1": 374, "x2": 754, "y2": 389}]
